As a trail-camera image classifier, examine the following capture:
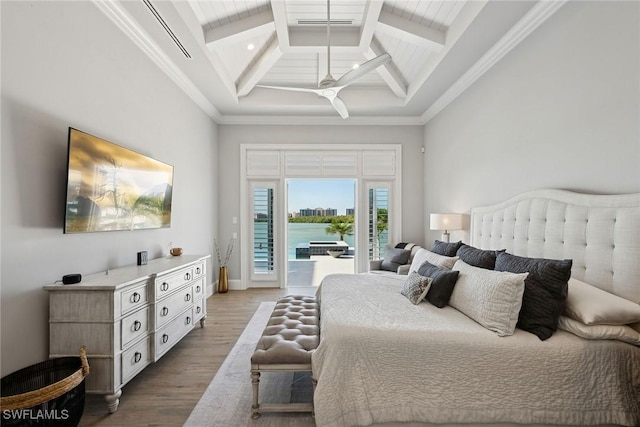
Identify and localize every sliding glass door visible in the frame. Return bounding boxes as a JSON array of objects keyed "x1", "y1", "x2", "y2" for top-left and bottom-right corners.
[{"x1": 241, "y1": 145, "x2": 402, "y2": 289}]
